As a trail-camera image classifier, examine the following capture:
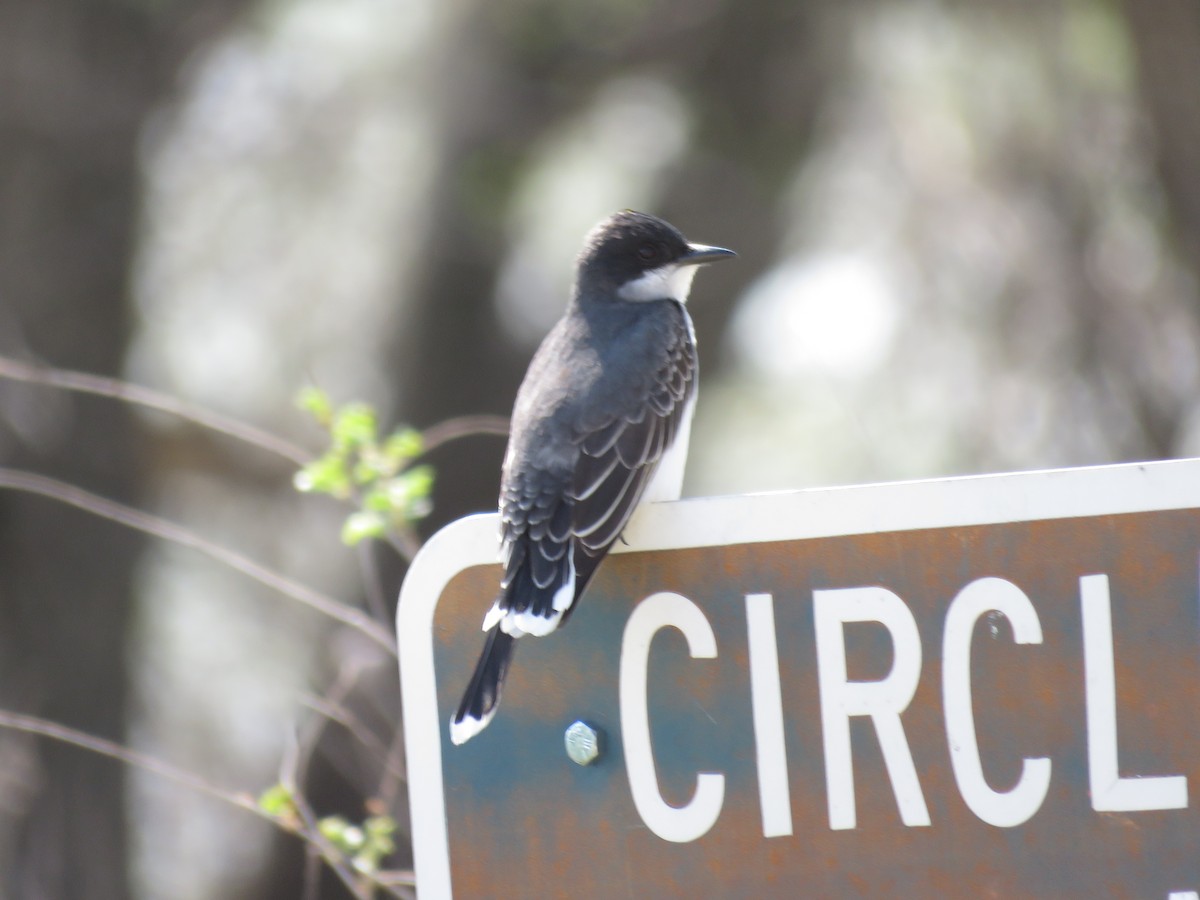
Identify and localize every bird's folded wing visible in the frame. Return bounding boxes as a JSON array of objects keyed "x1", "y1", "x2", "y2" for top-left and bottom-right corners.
[
  {"x1": 568, "y1": 329, "x2": 695, "y2": 554},
  {"x1": 493, "y1": 305, "x2": 696, "y2": 625}
]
